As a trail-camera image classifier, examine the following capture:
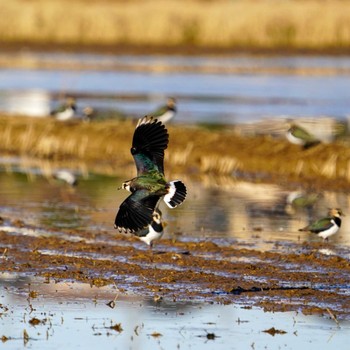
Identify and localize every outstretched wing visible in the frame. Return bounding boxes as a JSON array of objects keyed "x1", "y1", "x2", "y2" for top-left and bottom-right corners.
[
  {"x1": 114, "y1": 189, "x2": 160, "y2": 233},
  {"x1": 131, "y1": 116, "x2": 169, "y2": 175}
]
